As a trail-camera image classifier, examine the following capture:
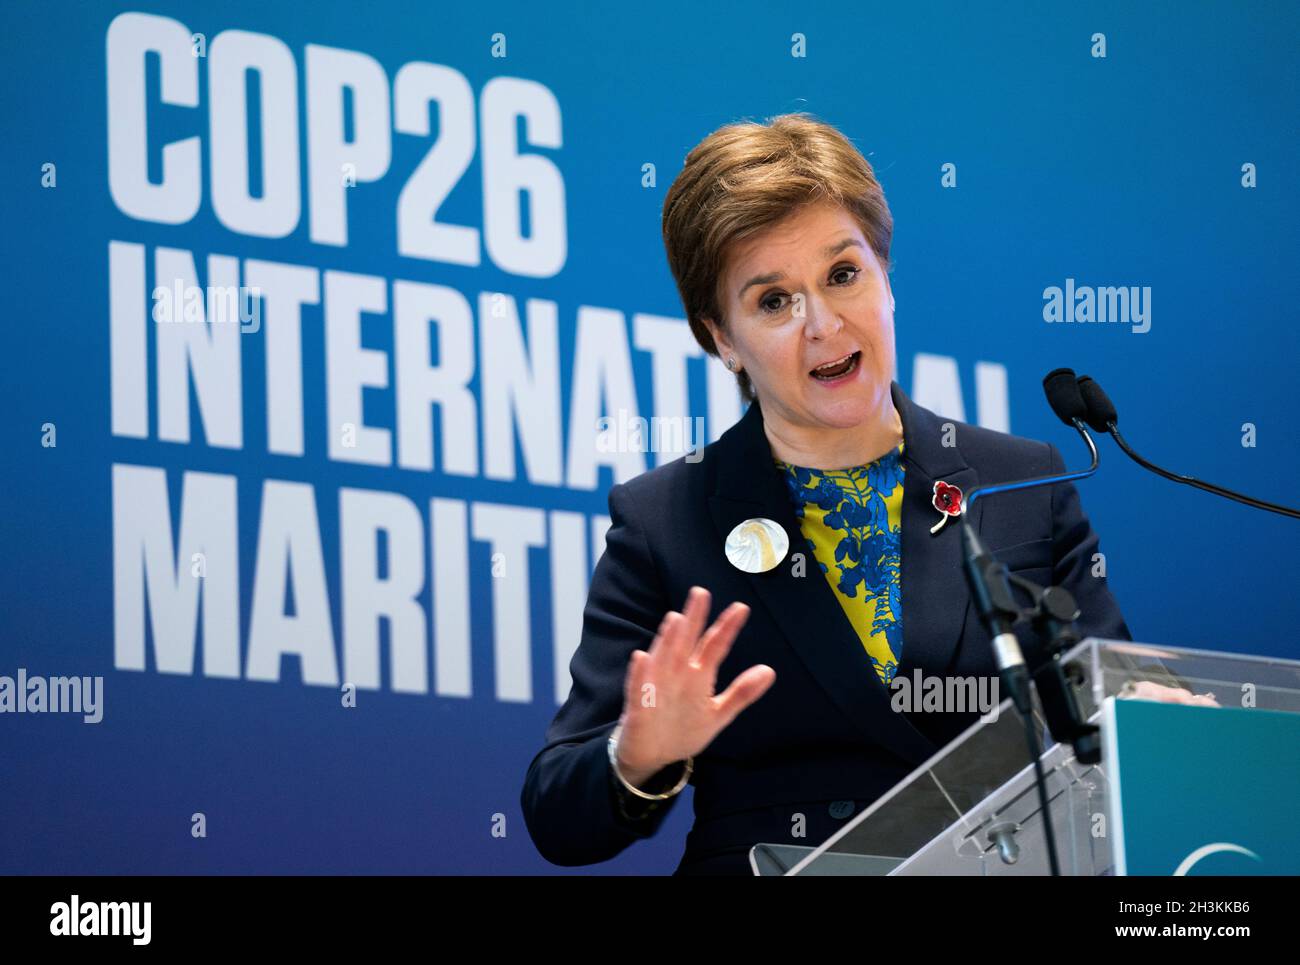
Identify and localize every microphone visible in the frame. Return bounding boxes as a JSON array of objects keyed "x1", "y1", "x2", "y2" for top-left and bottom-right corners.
[
  {"x1": 958, "y1": 367, "x2": 1113, "y2": 876},
  {"x1": 1042, "y1": 366, "x2": 1091, "y2": 429},
  {"x1": 960, "y1": 367, "x2": 1100, "y2": 707},
  {"x1": 1075, "y1": 375, "x2": 1300, "y2": 520}
]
